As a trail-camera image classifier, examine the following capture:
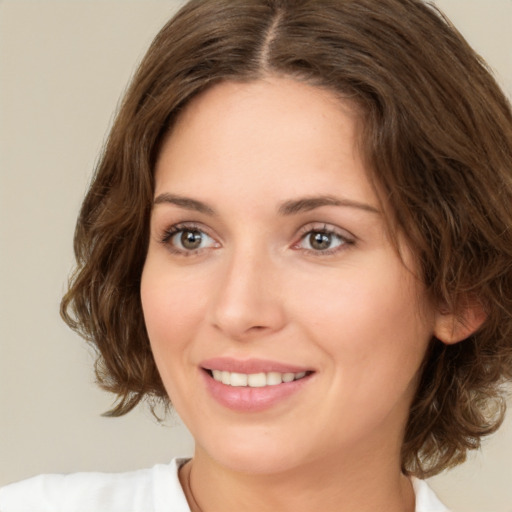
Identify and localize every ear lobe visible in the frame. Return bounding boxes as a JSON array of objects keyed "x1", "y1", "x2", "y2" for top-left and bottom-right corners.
[{"x1": 434, "y1": 302, "x2": 487, "y2": 345}]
